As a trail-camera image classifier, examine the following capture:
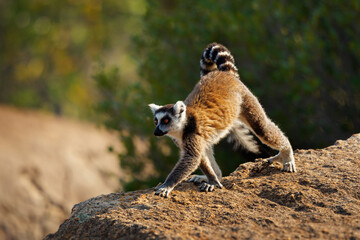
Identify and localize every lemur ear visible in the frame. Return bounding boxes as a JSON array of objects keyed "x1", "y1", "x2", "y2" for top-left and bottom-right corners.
[
  {"x1": 173, "y1": 101, "x2": 186, "y2": 116},
  {"x1": 148, "y1": 103, "x2": 161, "y2": 114}
]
